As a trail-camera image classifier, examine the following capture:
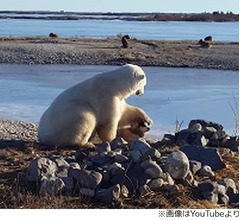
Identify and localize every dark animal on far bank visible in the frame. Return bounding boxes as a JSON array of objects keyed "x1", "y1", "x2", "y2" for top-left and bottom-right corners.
[
  {"x1": 121, "y1": 35, "x2": 130, "y2": 48},
  {"x1": 49, "y1": 33, "x2": 58, "y2": 38}
]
